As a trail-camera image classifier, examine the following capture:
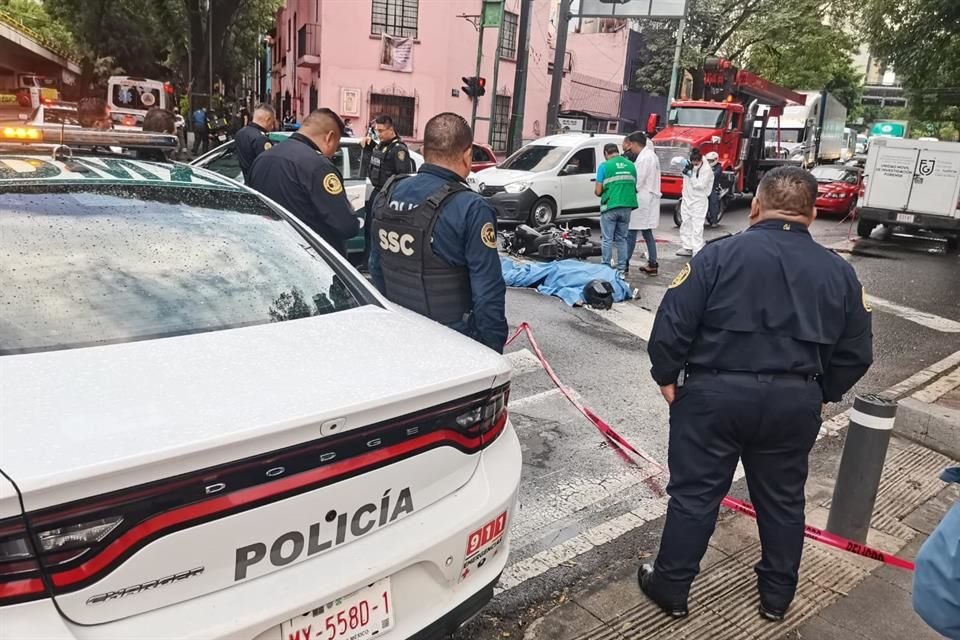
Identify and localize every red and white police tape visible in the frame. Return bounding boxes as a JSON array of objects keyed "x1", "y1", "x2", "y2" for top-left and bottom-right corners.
[{"x1": 505, "y1": 322, "x2": 916, "y2": 572}]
